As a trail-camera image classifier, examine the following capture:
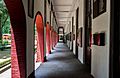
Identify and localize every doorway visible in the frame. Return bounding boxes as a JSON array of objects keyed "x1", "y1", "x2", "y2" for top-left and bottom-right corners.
[
  {"x1": 71, "y1": 17, "x2": 74, "y2": 51},
  {"x1": 84, "y1": 0, "x2": 92, "y2": 72},
  {"x1": 58, "y1": 27, "x2": 64, "y2": 43},
  {"x1": 34, "y1": 12, "x2": 44, "y2": 64}
]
